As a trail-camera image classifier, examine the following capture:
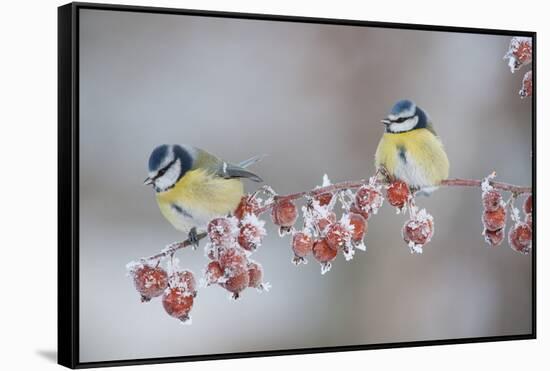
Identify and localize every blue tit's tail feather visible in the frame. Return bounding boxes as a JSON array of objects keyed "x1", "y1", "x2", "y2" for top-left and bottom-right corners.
[
  {"x1": 238, "y1": 154, "x2": 267, "y2": 169},
  {"x1": 223, "y1": 165, "x2": 263, "y2": 182},
  {"x1": 216, "y1": 154, "x2": 266, "y2": 182}
]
